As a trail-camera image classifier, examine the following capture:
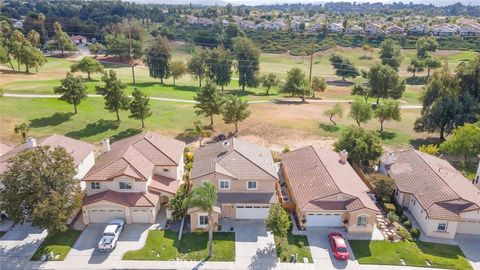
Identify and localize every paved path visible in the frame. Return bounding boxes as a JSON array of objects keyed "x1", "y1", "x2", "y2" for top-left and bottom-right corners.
[
  {"x1": 3, "y1": 93, "x2": 422, "y2": 108},
  {"x1": 0, "y1": 223, "x2": 47, "y2": 260}
]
